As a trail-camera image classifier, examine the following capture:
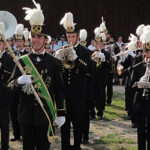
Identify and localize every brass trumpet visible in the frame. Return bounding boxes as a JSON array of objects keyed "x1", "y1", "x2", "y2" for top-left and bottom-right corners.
[
  {"x1": 57, "y1": 44, "x2": 75, "y2": 69},
  {"x1": 91, "y1": 49, "x2": 102, "y2": 67},
  {"x1": 117, "y1": 63, "x2": 124, "y2": 76}
]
